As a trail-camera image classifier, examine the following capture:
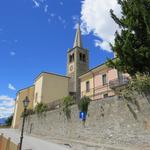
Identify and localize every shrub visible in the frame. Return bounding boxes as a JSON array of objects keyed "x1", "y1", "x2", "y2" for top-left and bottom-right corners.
[
  {"x1": 78, "y1": 96, "x2": 91, "y2": 113},
  {"x1": 133, "y1": 74, "x2": 150, "y2": 99},
  {"x1": 62, "y1": 96, "x2": 75, "y2": 120},
  {"x1": 121, "y1": 74, "x2": 150, "y2": 102},
  {"x1": 120, "y1": 74, "x2": 150, "y2": 120},
  {"x1": 34, "y1": 103, "x2": 48, "y2": 115}
]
